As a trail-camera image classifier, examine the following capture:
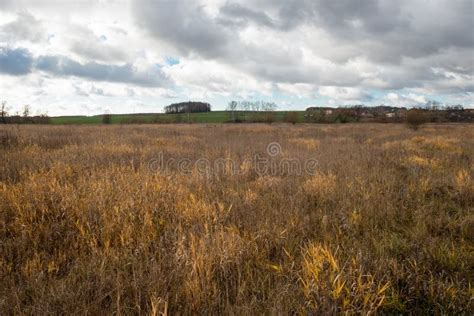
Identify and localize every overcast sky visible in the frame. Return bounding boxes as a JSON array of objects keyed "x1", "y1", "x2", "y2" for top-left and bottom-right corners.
[{"x1": 0, "y1": 0, "x2": 473, "y2": 115}]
